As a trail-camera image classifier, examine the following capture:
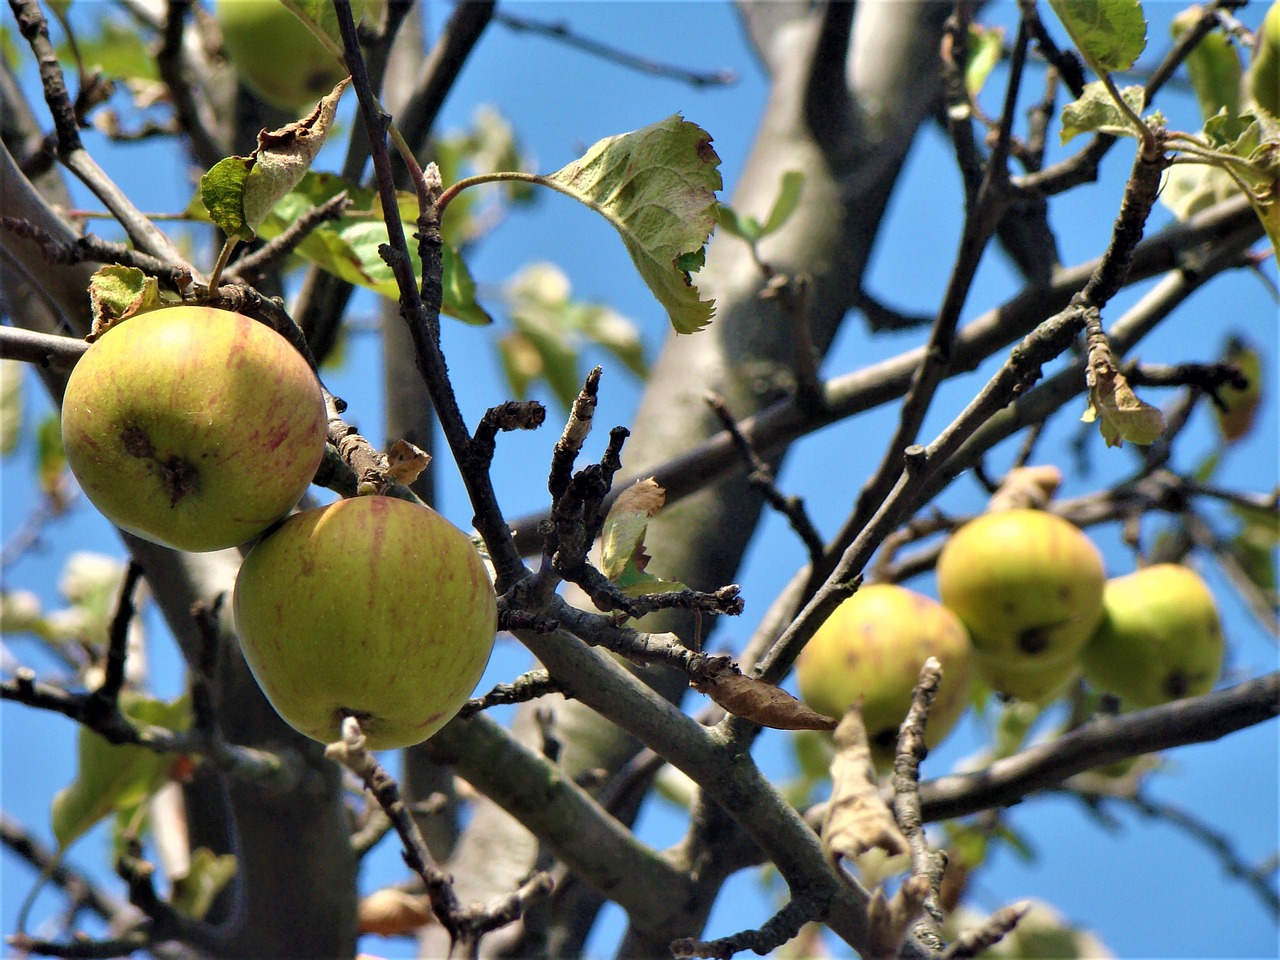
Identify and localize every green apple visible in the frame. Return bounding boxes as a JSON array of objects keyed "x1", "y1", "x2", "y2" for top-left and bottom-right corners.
[
  {"x1": 1213, "y1": 337, "x2": 1263, "y2": 444},
  {"x1": 215, "y1": 0, "x2": 349, "y2": 114},
  {"x1": 973, "y1": 649, "x2": 1079, "y2": 705},
  {"x1": 1249, "y1": 0, "x2": 1280, "y2": 117},
  {"x1": 232, "y1": 495, "x2": 497, "y2": 750},
  {"x1": 1080, "y1": 564, "x2": 1224, "y2": 709},
  {"x1": 61, "y1": 306, "x2": 327, "y2": 552},
  {"x1": 937, "y1": 509, "x2": 1105, "y2": 669},
  {"x1": 795, "y1": 584, "x2": 973, "y2": 767}
]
